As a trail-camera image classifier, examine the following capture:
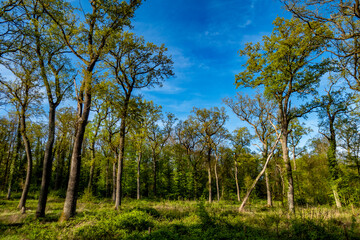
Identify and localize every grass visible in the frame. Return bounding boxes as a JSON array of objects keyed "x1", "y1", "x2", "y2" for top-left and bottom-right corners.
[{"x1": 0, "y1": 195, "x2": 359, "y2": 239}]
